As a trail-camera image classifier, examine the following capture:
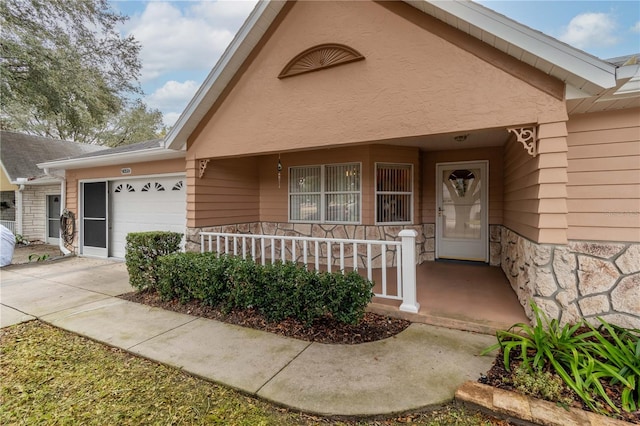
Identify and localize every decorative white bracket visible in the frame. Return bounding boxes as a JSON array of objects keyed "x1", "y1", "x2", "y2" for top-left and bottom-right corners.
[
  {"x1": 199, "y1": 159, "x2": 210, "y2": 178},
  {"x1": 507, "y1": 126, "x2": 538, "y2": 157}
]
